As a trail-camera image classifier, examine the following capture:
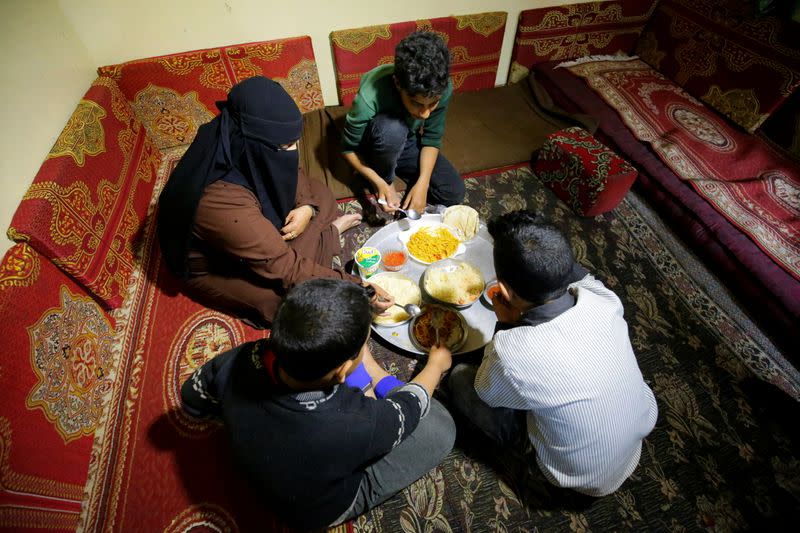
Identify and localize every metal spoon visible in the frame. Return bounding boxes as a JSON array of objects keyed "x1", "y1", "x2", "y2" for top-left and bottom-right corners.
[
  {"x1": 377, "y1": 198, "x2": 421, "y2": 220},
  {"x1": 391, "y1": 302, "x2": 422, "y2": 317}
]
